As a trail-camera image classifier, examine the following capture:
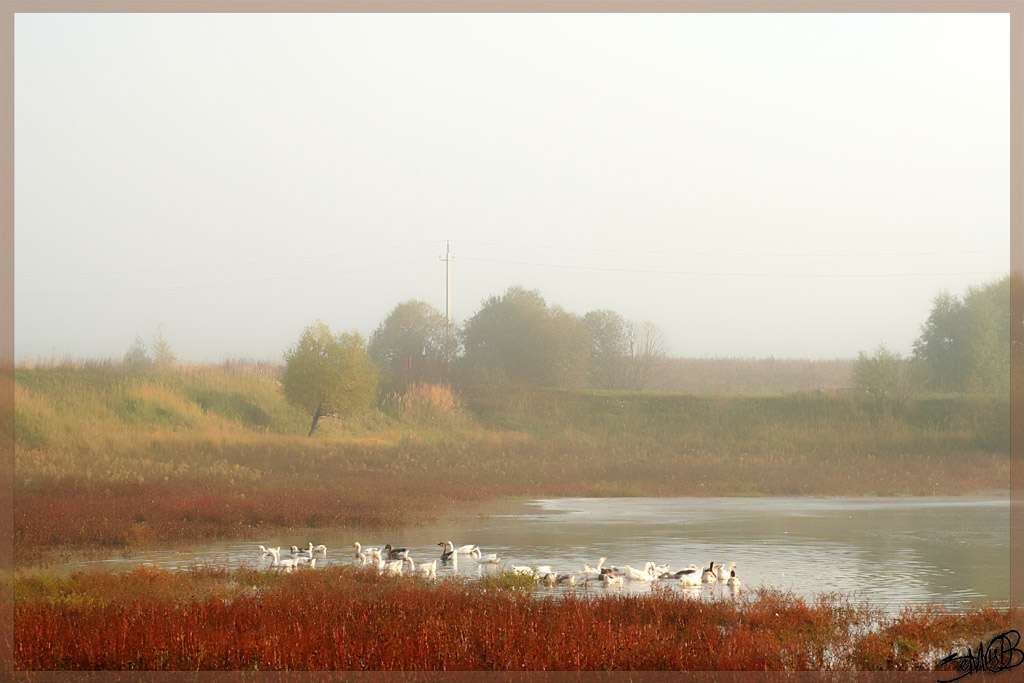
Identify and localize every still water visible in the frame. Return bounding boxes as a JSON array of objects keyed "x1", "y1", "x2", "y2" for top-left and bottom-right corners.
[{"x1": 68, "y1": 496, "x2": 1009, "y2": 613}]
